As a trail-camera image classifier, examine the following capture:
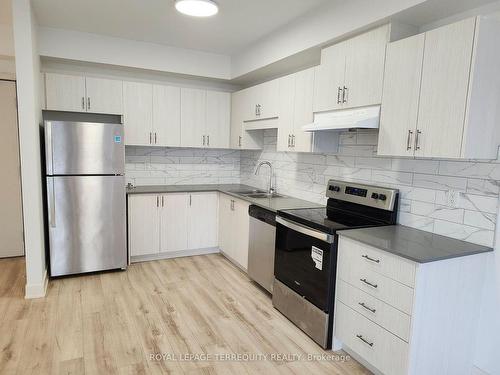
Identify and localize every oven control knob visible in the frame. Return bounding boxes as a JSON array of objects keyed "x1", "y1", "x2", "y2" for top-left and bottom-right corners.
[
  {"x1": 379, "y1": 194, "x2": 387, "y2": 201},
  {"x1": 329, "y1": 185, "x2": 341, "y2": 192},
  {"x1": 371, "y1": 193, "x2": 379, "y2": 200}
]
